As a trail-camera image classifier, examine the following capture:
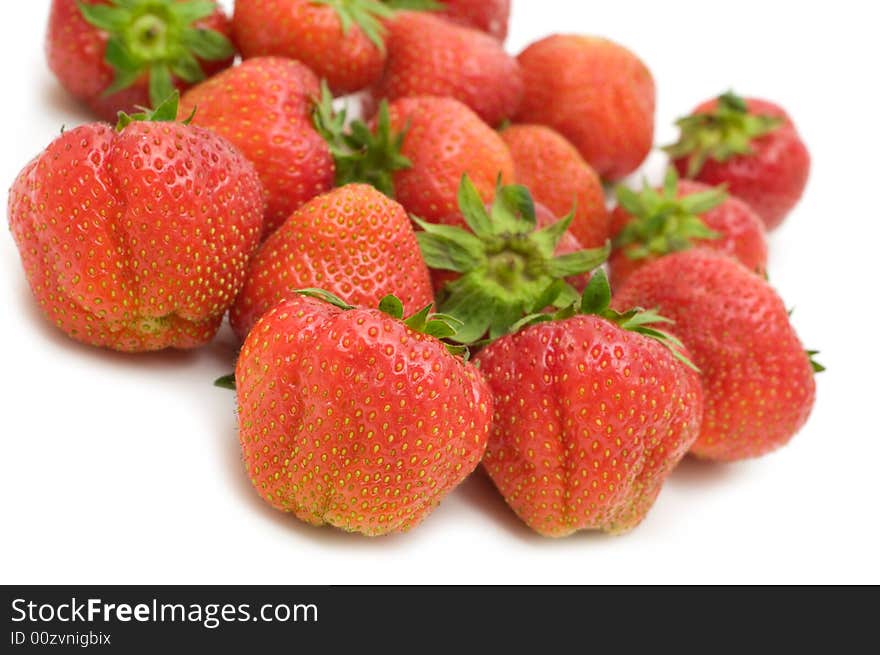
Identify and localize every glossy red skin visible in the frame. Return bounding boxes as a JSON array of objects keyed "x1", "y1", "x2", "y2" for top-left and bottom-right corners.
[
  {"x1": 233, "y1": 0, "x2": 384, "y2": 95},
  {"x1": 609, "y1": 179, "x2": 768, "y2": 288},
  {"x1": 502, "y1": 124, "x2": 609, "y2": 249},
  {"x1": 440, "y1": 0, "x2": 510, "y2": 40},
  {"x1": 515, "y1": 35, "x2": 655, "y2": 181},
  {"x1": 430, "y1": 202, "x2": 590, "y2": 295},
  {"x1": 8, "y1": 121, "x2": 264, "y2": 352},
  {"x1": 236, "y1": 294, "x2": 494, "y2": 536},
  {"x1": 46, "y1": 0, "x2": 233, "y2": 123},
  {"x1": 385, "y1": 96, "x2": 515, "y2": 224},
  {"x1": 672, "y1": 98, "x2": 810, "y2": 231},
  {"x1": 475, "y1": 315, "x2": 703, "y2": 536},
  {"x1": 230, "y1": 184, "x2": 434, "y2": 341},
  {"x1": 180, "y1": 58, "x2": 334, "y2": 239},
  {"x1": 366, "y1": 12, "x2": 523, "y2": 127},
  {"x1": 613, "y1": 249, "x2": 816, "y2": 461}
]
